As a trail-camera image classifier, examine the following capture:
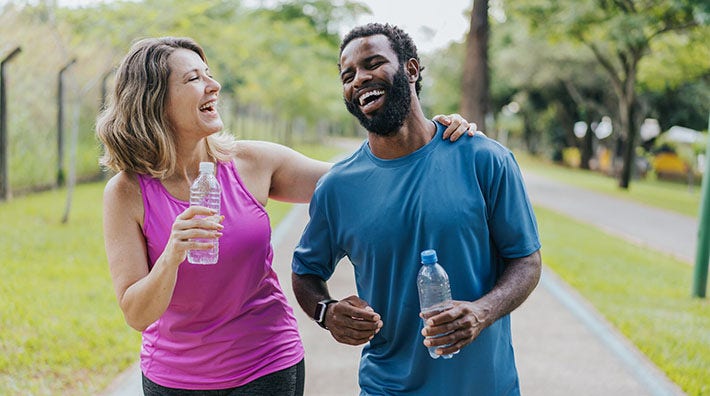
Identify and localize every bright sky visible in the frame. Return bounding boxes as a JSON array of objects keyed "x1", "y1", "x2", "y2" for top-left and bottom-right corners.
[{"x1": 352, "y1": 0, "x2": 472, "y2": 54}]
